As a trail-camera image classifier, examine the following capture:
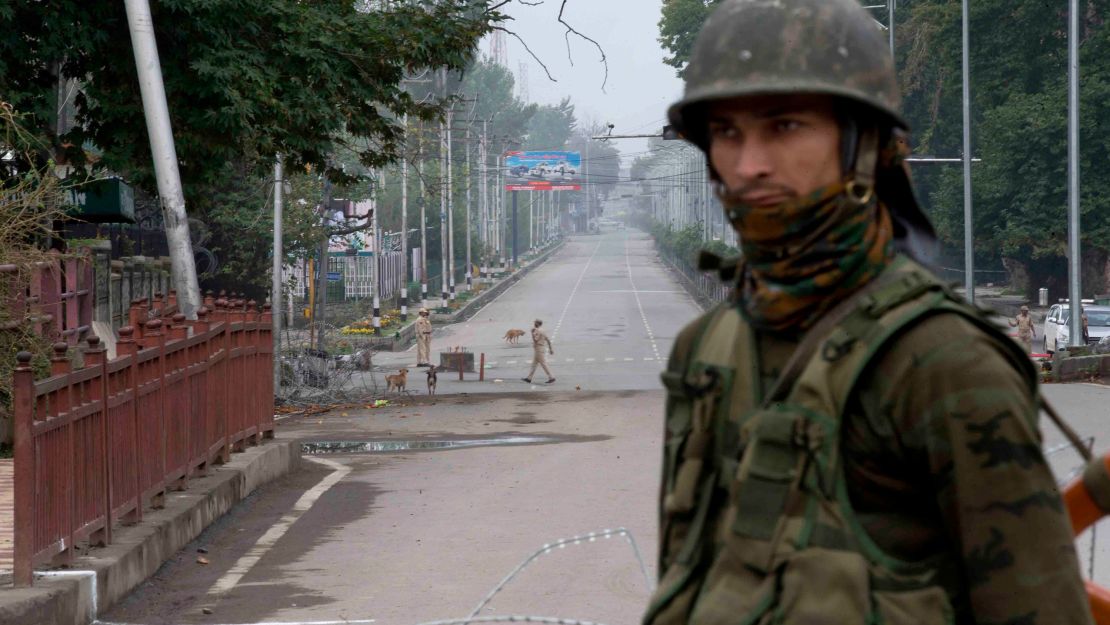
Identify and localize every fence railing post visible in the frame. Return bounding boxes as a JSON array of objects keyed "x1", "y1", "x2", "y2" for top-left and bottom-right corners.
[
  {"x1": 142, "y1": 319, "x2": 169, "y2": 504},
  {"x1": 13, "y1": 352, "x2": 35, "y2": 586},
  {"x1": 84, "y1": 335, "x2": 111, "y2": 546},
  {"x1": 49, "y1": 342, "x2": 76, "y2": 566},
  {"x1": 117, "y1": 326, "x2": 143, "y2": 525}
]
